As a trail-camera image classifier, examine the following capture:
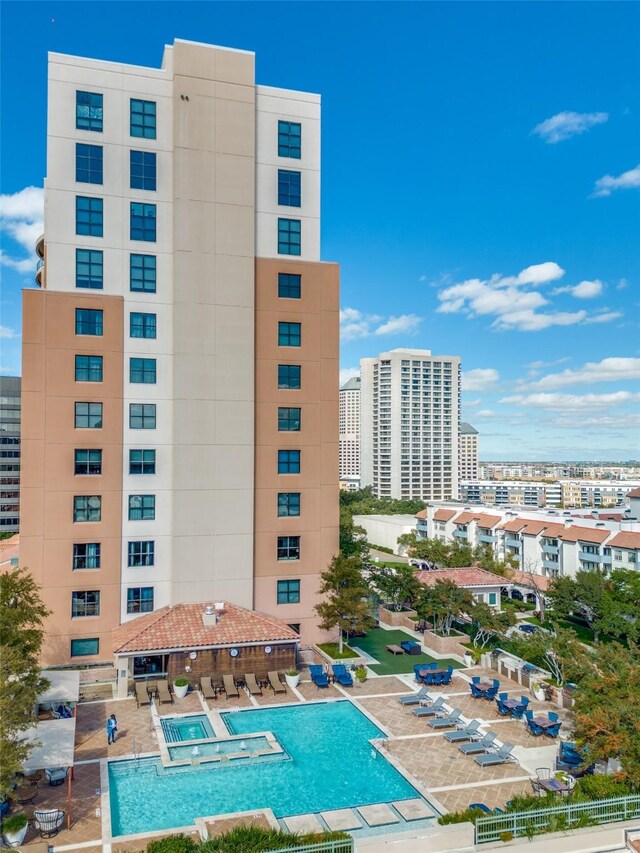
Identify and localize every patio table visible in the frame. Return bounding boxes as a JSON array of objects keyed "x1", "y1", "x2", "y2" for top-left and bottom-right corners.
[
  {"x1": 475, "y1": 680, "x2": 493, "y2": 691},
  {"x1": 419, "y1": 668, "x2": 446, "y2": 677},
  {"x1": 531, "y1": 716, "x2": 557, "y2": 729},
  {"x1": 503, "y1": 699, "x2": 524, "y2": 710},
  {"x1": 538, "y1": 778, "x2": 570, "y2": 794}
]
